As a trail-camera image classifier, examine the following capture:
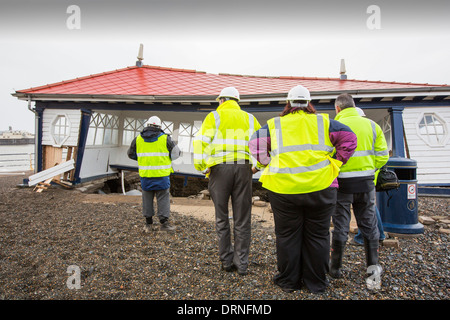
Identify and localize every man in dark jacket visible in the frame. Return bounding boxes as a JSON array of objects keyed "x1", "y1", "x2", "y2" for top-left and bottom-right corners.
[{"x1": 127, "y1": 116, "x2": 181, "y2": 232}]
